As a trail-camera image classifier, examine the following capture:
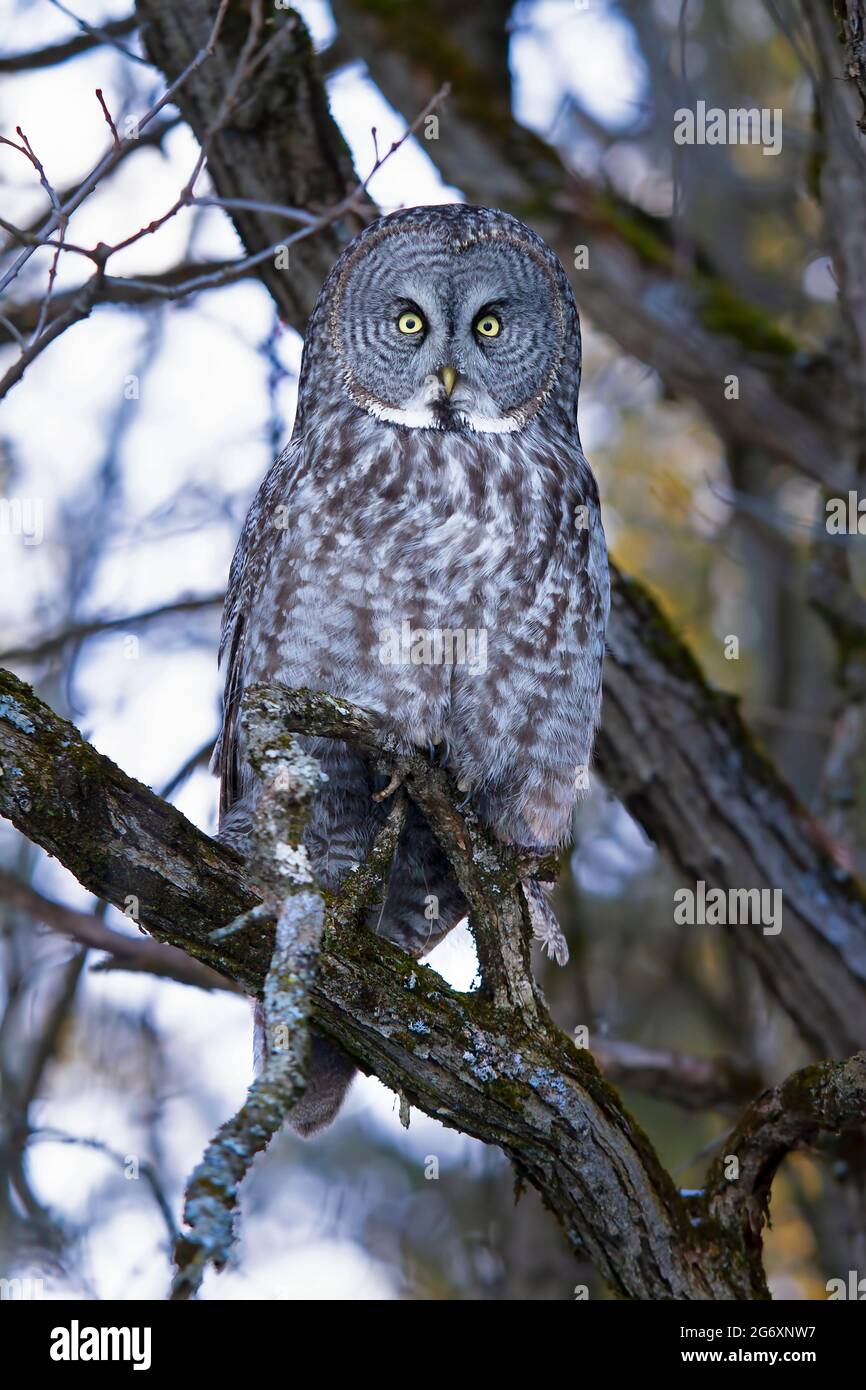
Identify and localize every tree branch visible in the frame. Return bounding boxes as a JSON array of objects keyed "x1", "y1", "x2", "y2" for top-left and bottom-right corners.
[
  {"x1": 707, "y1": 1051, "x2": 866, "y2": 1268},
  {"x1": 0, "y1": 593, "x2": 224, "y2": 667},
  {"x1": 171, "y1": 690, "x2": 329, "y2": 1298},
  {"x1": 592, "y1": 1038, "x2": 763, "y2": 1113},
  {"x1": 0, "y1": 869, "x2": 237, "y2": 992},
  {"x1": 597, "y1": 573, "x2": 866, "y2": 1059},
  {"x1": 0, "y1": 664, "x2": 765, "y2": 1299},
  {"x1": 0, "y1": 262, "x2": 252, "y2": 342},
  {"x1": 5, "y1": 666, "x2": 866, "y2": 1297}
]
